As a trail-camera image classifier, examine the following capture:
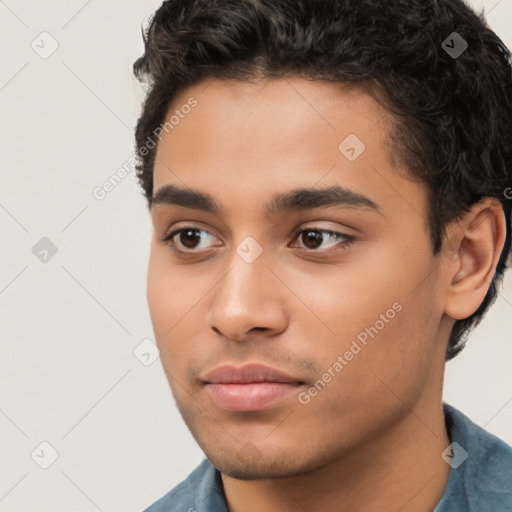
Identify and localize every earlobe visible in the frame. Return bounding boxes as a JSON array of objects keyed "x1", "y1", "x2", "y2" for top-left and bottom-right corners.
[{"x1": 443, "y1": 199, "x2": 506, "y2": 321}]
